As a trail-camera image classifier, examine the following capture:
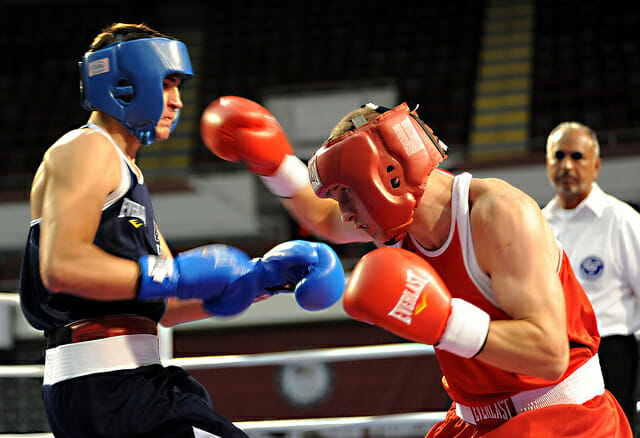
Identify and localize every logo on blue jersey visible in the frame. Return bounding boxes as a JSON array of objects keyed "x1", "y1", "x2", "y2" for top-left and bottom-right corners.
[
  {"x1": 118, "y1": 198, "x2": 146, "y2": 226},
  {"x1": 580, "y1": 256, "x2": 604, "y2": 280},
  {"x1": 153, "y1": 221, "x2": 161, "y2": 255},
  {"x1": 128, "y1": 219, "x2": 144, "y2": 228}
]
